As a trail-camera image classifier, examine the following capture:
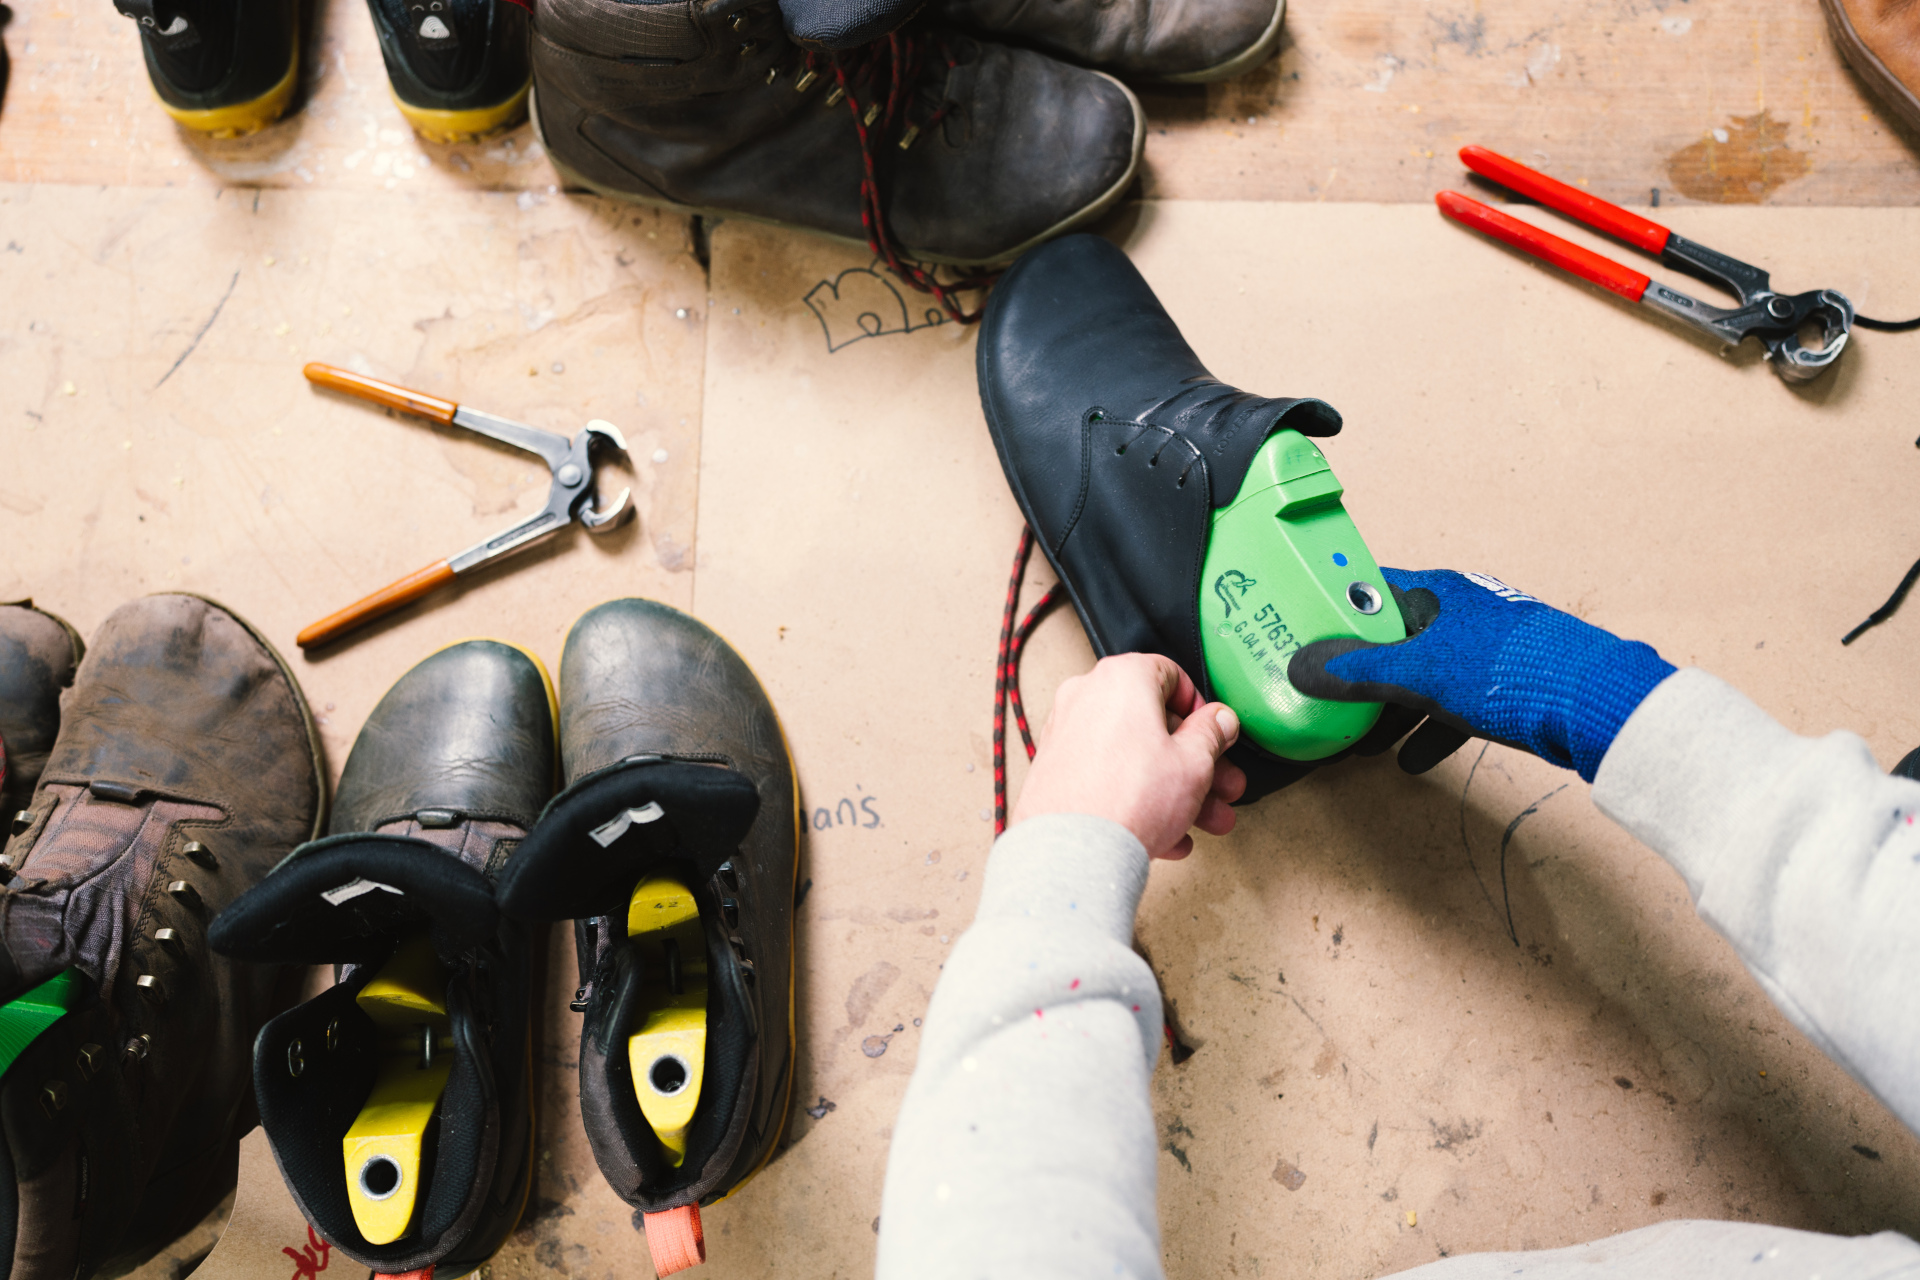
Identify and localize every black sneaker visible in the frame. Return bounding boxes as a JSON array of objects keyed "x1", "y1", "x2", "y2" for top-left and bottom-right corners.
[
  {"x1": 113, "y1": 0, "x2": 299, "y2": 136},
  {"x1": 210, "y1": 639, "x2": 553, "y2": 1276},
  {"x1": 366, "y1": 0, "x2": 530, "y2": 142},
  {"x1": 497, "y1": 599, "x2": 797, "y2": 1277}
]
